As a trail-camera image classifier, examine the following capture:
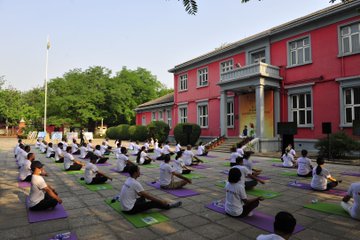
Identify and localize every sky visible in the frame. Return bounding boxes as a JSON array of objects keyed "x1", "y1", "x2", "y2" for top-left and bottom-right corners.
[{"x1": 0, "y1": 0, "x2": 342, "y2": 92}]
